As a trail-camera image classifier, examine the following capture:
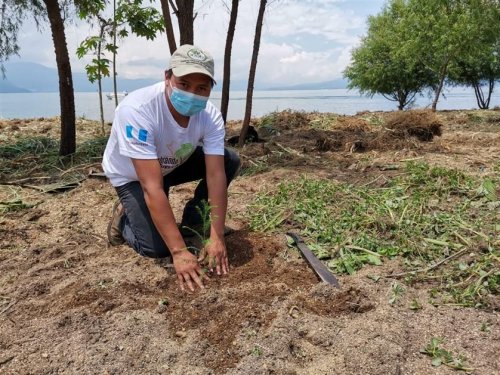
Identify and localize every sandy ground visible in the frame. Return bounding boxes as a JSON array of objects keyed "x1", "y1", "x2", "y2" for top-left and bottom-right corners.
[{"x1": 0, "y1": 110, "x2": 499, "y2": 374}]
